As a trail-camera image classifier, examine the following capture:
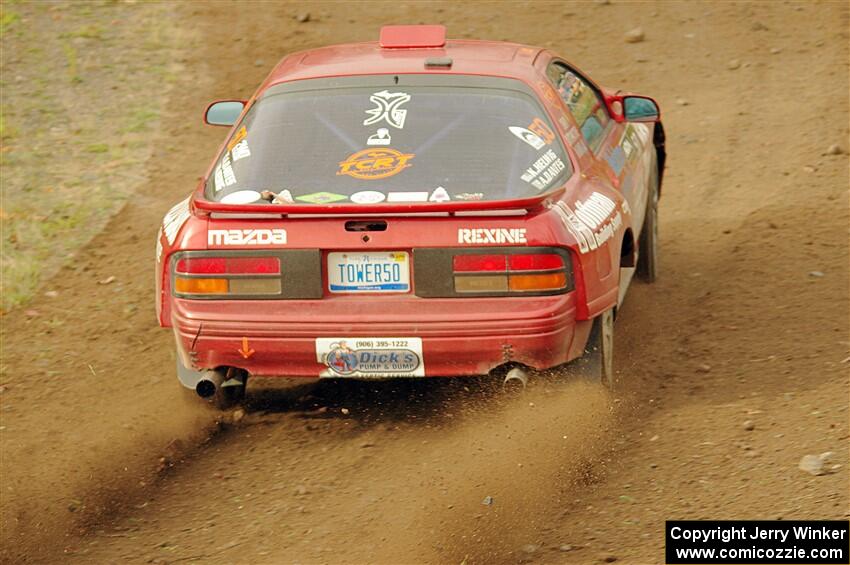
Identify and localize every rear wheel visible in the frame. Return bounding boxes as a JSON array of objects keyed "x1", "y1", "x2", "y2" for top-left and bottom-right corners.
[
  {"x1": 569, "y1": 309, "x2": 615, "y2": 387},
  {"x1": 636, "y1": 159, "x2": 659, "y2": 283}
]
